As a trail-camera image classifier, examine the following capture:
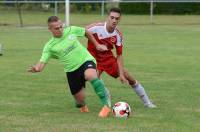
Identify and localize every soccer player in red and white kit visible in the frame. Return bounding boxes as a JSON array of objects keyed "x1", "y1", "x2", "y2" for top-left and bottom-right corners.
[{"x1": 87, "y1": 7, "x2": 156, "y2": 108}]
